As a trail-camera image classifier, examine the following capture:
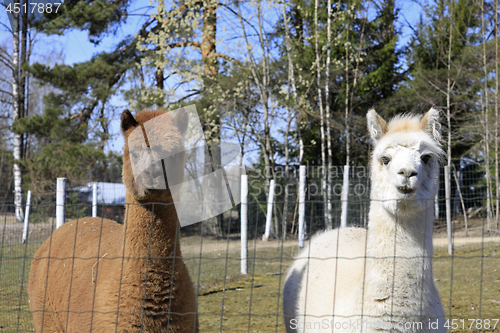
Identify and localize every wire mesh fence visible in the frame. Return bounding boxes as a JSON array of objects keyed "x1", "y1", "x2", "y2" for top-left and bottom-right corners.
[{"x1": 0, "y1": 165, "x2": 499, "y2": 332}]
